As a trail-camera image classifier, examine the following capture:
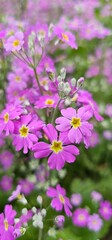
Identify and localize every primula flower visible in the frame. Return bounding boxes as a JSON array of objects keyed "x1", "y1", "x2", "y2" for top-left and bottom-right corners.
[
  {"x1": 77, "y1": 90, "x2": 103, "y2": 121},
  {"x1": 72, "y1": 208, "x2": 89, "y2": 227},
  {"x1": 33, "y1": 124, "x2": 79, "y2": 170},
  {"x1": 91, "y1": 191, "x2": 103, "y2": 202},
  {"x1": 35, "y1": 94, "x2": 59, "y2": 109},
  {"x1": 0, "y1": 205, "x2": 16, "y2": 240},
  {"x1": 71, "y1": 193, "x2": 82, "y2": 206},
  {"x1": 7, "y1": 68, "x2": 27, "y2": 90},
  {"x1": 56, "y1": 107, "x2": 93, "y2": 144},
  {"x1": 18, "y1": 179, "x2": 34, "y2": 195},
  {"x1": 0, "y1": 103, "x2": 22, "y2": 136},
  {"x1": 99, "y1": 201, "x2": 112, "y2": 221},
  {"x1": 87, "y1": 214, "x2": 103, "y2": 232},
  {"x1": 0, "y1": 150, "x2": 14, "y2": 170},
  {"x1": 4, "y1": 31, "x2": 24, "y2": 51},
  {"x1": 0, "y1": 176, "x2": 13, "y2": 192},
  {"x1": 8, "y1": 185, "x2": 27, "y2": 204},
  {"x1": 54, "y1": 27, "x2": 77, "y2": 49},
  {"x1": 47, "y1": 184, "x2": 72, "y2": 217},
  {"x1": 13, "y1": 114, "x2": 43, "y2": 154}
]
